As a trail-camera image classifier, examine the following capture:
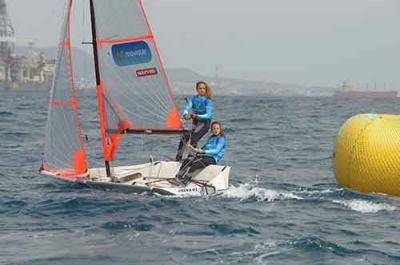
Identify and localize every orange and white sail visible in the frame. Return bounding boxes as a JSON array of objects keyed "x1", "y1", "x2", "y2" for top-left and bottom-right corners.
[{"x1": 42, "y1": 0, "x2": 87, "y2": 178}]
